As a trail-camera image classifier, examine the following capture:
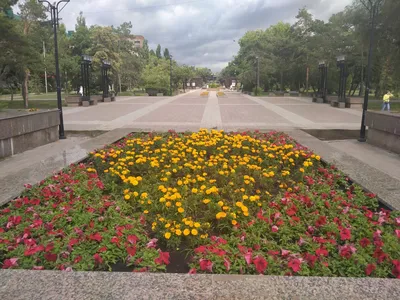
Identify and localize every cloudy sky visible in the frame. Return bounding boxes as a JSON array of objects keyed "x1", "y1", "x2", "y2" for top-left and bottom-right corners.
[{"x1": 52, "y1": 0, "x2": 352, "y2": 71}]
